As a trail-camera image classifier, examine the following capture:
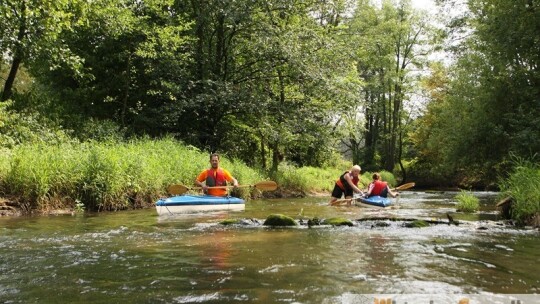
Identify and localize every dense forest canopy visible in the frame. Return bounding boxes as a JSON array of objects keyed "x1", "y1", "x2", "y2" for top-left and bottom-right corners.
[{"x1": 1, "y1": 0, "x2": 538, "y2": 188}]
